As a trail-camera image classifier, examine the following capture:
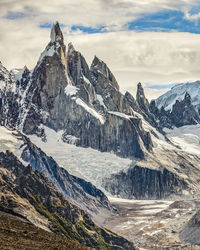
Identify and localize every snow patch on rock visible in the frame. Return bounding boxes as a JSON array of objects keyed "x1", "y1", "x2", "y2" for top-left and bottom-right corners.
[
  {"x1": 76, "y1": 98, "x2": 105, "y2": 124},
  {"x1": 39, "y1": 46, "x2": 56, "y2": 63},
  {"x1": 108, "y1": 111, "x2": 132, "y2": 120},
  {"x1": 97, "y1": 94, "x2": 107, "y2": 108},
  {"x1": 164, "y1": 124, "x2": 200, "y2": 156},
  {"x1": 65, "y1": 85, "x2": 79, "y2": 96}
]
